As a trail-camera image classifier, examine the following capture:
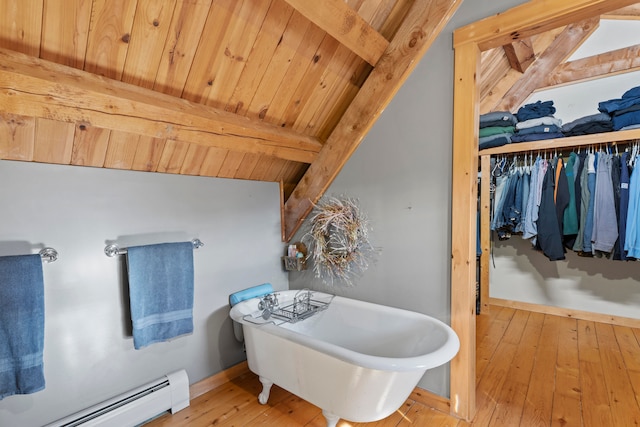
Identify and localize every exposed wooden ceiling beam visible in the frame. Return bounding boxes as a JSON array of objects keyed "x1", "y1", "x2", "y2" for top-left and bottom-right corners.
[
  {"x1": 503, "y1": 38, "x2": 535, "y2": 73},
  {"x1": 282, "y1": 0, "x2": 389, "y2": 66},
  {"x1": 544, "y1": 43, "x2": 640, "y2": 89},
  {"x1": 0, "y1": 48, "x2": 322, "y2": 164},
  {"x1": 479, "y1": 27, "x2": 565, "y2": 114},
  {"x1": 494, "y1": 17, "x2": 599, "y2": 112},
  {"x1": 602, "y1": 4, "x2": 640, "y2": 19},
  {"x1": 480, "y1": 48, "x2": 517, "y2": 102},
  {"x1": 454, "y1": 0, "x2": 639, "y2": 51},
  {"x1": 282, "y1": 0, "x2": 463, "y2": 242}
]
